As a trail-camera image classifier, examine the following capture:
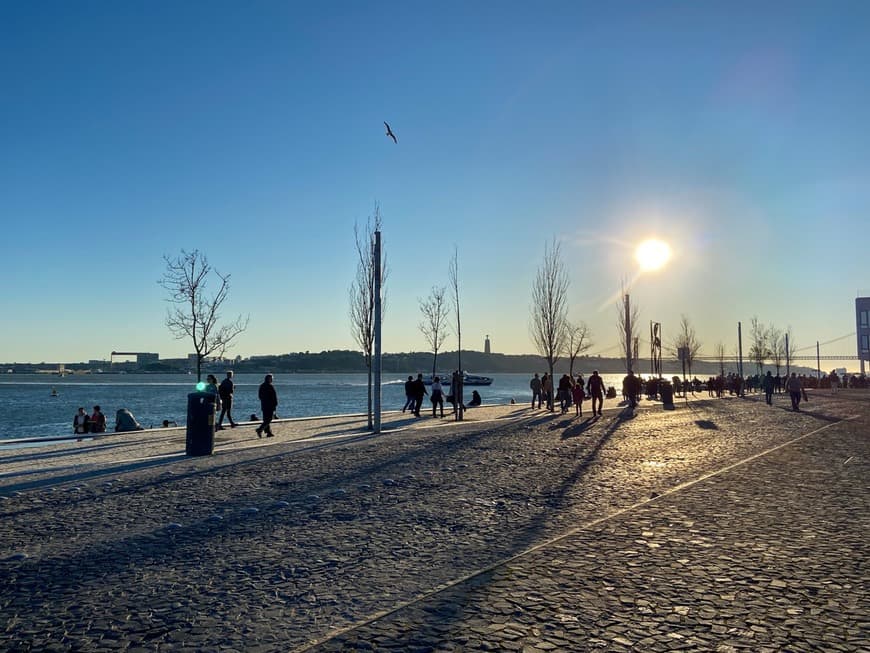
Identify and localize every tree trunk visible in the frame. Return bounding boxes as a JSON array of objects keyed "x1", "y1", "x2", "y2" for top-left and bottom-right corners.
[
  {"x1": 366, "y1": 364, "x2": 373, "y2": 430},
  {"x1": 432, "y1": 350, "x2": 438, "y2": 378},
  {"x1": 456, "y1": 347, "x2": 463, "y2": 421},
  {"x1": 548, "y1": 360, "x2": 554, "y2": 411},
  {"x1": 196, "y1": 355, "x2": 202, "y2": 382}
]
